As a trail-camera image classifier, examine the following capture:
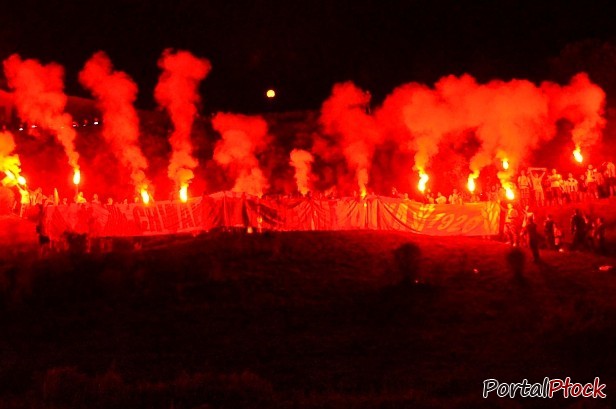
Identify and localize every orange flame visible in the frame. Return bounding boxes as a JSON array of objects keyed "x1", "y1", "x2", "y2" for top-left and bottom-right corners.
[
  {"x1": 467, "y1": 175, "x2": 476, "y2": 192},
  {"x1": 73, "y1": 168, "x2": 81, "y2": 185},
  {"x1": 573, "y1": 148, "x2": 583, "y2": 163},
  {"x1": 3, "y1": 170, "x2": 26, "y2": 187},
  {"x1": 418, "y1": 172, "x2": 429, "y2": 193},
  {"x1": 140, "y1": 188, "x2": 150, "y2": 205},
  {"x1": 505, "y1": 186, "x2": 515, "y2": 200},
  {"x1": 179, "y1": 185, "x2": 188, "y2": 203}
]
